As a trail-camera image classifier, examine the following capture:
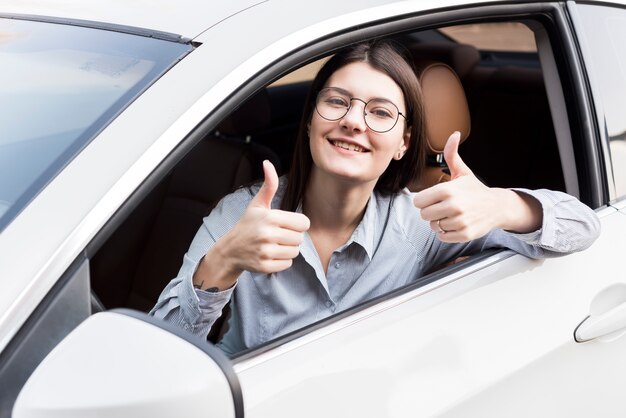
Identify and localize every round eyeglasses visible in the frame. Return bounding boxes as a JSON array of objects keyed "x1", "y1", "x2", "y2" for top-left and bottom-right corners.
[{"x1": 315, "y1": 87, "x2": 407, "y2": 133}]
